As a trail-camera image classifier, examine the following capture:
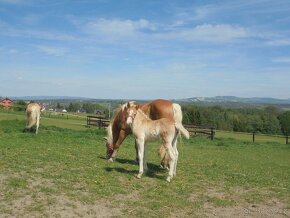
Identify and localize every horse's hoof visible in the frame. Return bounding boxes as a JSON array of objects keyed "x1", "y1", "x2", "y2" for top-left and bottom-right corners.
[
  {"x1": 136, "y1": 174, "x2": 142, "y2": 179},
  {"x1": 166, "y1": 176, "x2": 171, "y2": 182},
  {"x1": 108, "y1": 158, "x2": 114, "y2": 162}
]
